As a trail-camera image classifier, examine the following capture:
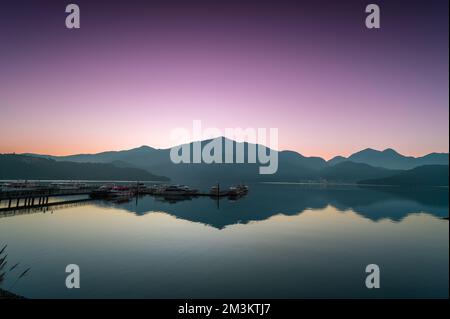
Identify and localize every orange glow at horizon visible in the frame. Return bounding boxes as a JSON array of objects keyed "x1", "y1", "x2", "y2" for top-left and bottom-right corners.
[{"x1": 1, "y1": 135, "x2": 448, "y2": 161}]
